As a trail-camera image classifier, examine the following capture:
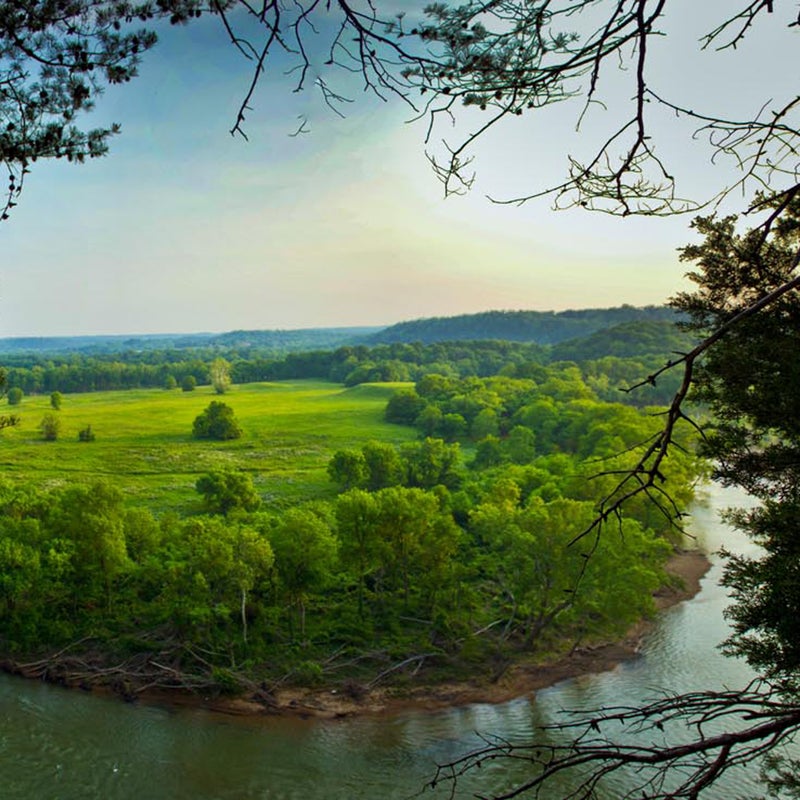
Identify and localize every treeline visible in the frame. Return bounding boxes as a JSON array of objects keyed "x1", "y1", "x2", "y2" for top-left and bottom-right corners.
[
  {"x1": 366, "y1": 305, "x2": 680, "y2": 345},
  {"x1": 4, "y1": 323, "x2": 691, "y2": 407},
  {"x1": 0, "y1": 326, "x2": 378, "y2": 358},
  {"x1": 1, "y1": 341, "x2": 545, "y2": 396}
]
